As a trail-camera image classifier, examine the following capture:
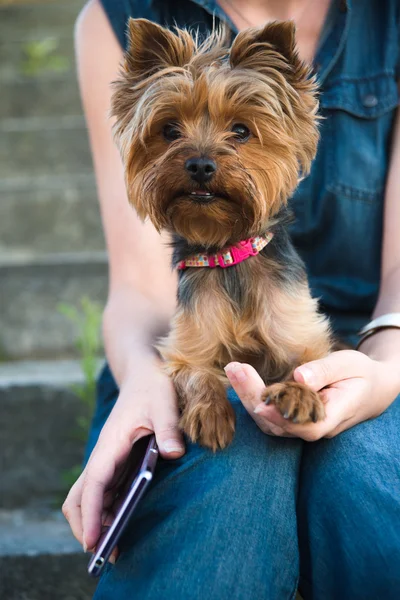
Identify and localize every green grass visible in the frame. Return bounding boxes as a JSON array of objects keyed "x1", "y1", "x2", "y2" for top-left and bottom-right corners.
[{"x1": 58, "y1": 297, "x2": 103, "y2": 488}]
